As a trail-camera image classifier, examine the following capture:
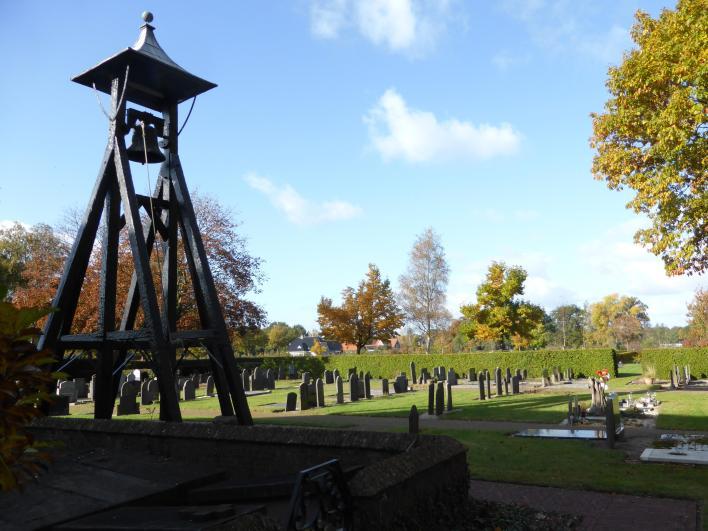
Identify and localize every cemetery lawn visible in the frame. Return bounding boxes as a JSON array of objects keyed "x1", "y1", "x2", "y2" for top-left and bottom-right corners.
[{"x1": 432, "y1": 428, "x2": 708, "y2": 529}]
